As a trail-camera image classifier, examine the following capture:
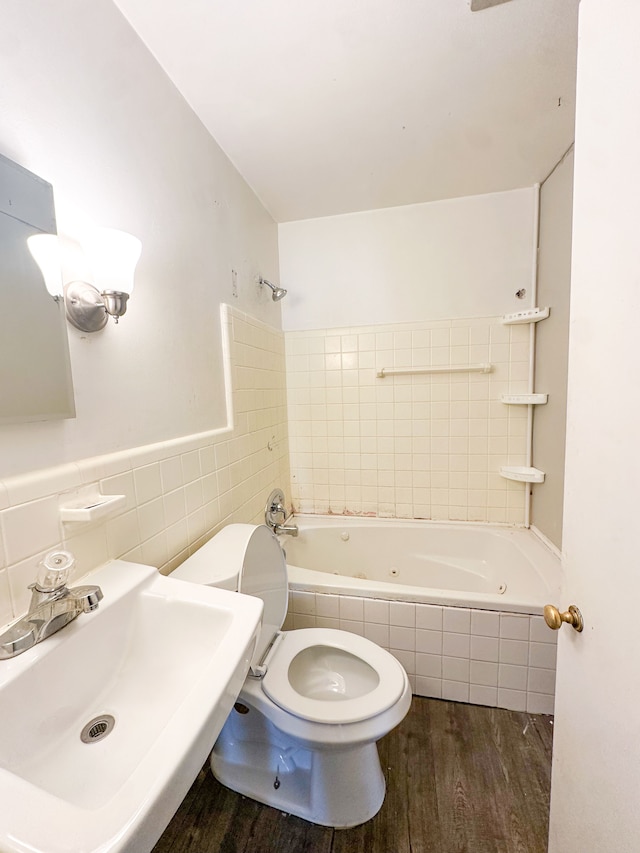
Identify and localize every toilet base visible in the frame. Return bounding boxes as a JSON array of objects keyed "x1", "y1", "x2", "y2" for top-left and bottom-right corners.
[{"x1": 210, "y1": 701, "x2": 387, "y2": 828}]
